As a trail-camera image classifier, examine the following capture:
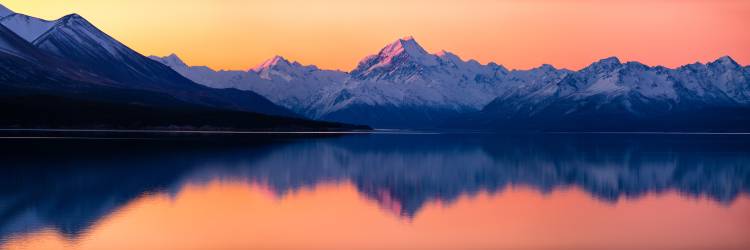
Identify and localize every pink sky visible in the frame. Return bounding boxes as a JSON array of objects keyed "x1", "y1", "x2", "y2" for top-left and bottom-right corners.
[{"x1": 4, "y1": 0, "x2": 749, "y2": 71}]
